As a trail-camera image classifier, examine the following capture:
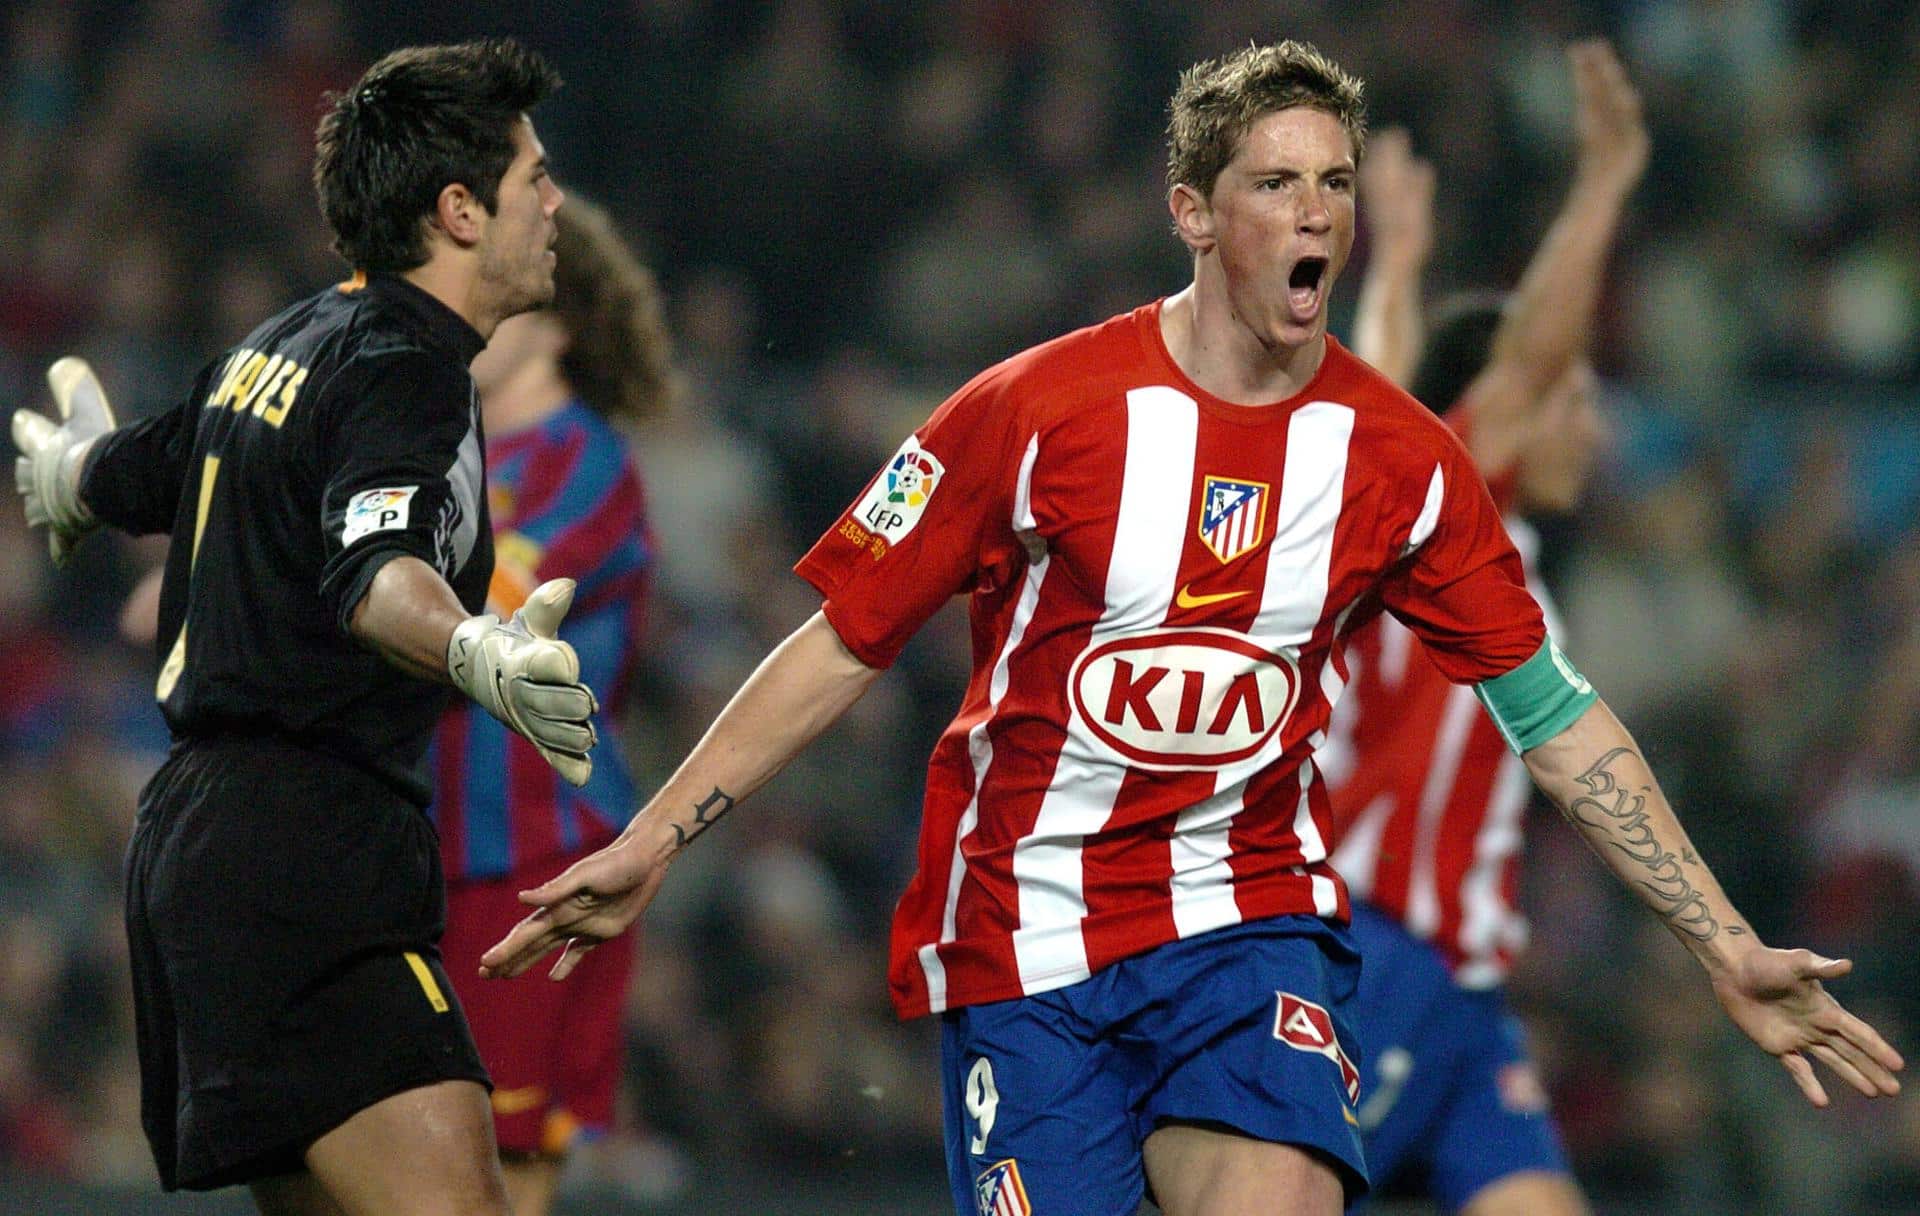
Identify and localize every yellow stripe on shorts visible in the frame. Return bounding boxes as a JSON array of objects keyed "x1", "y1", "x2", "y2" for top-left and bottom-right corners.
[{"x1": 403, "y1": 952, "x2": 450, "y2": 1013}]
